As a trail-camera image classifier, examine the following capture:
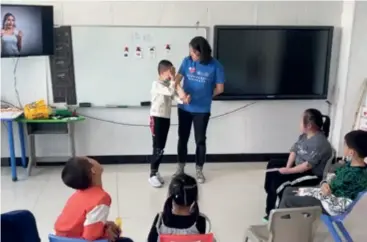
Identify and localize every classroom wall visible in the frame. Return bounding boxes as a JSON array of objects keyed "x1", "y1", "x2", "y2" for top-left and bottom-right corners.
[
  {"x1": 1, "y1": 1, "x2": 352, "y2": 159},
  {"x1": 335, "y1": 1, "x2": 367, "y2": 152}
]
